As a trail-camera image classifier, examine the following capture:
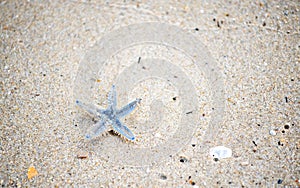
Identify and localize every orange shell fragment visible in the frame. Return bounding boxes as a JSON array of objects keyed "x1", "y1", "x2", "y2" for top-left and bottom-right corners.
[{"x1": 27, "y1": 166, "x2": 38, "y2": 180}]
